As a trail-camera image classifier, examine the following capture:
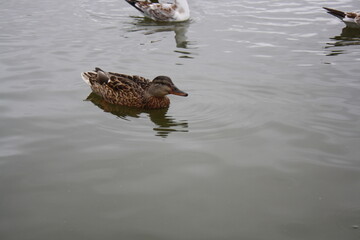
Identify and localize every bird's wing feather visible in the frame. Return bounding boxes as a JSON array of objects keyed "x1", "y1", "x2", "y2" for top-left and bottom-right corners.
[
  {"x1": 106, "y1": 73, "x2": 150, "y2": 93},
  {"x1": 145, "y1": 4, "x2": 176, "y2": 21},
  {"x1": 133, "y1": 2, "x2": 176, "y2": 21}
]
